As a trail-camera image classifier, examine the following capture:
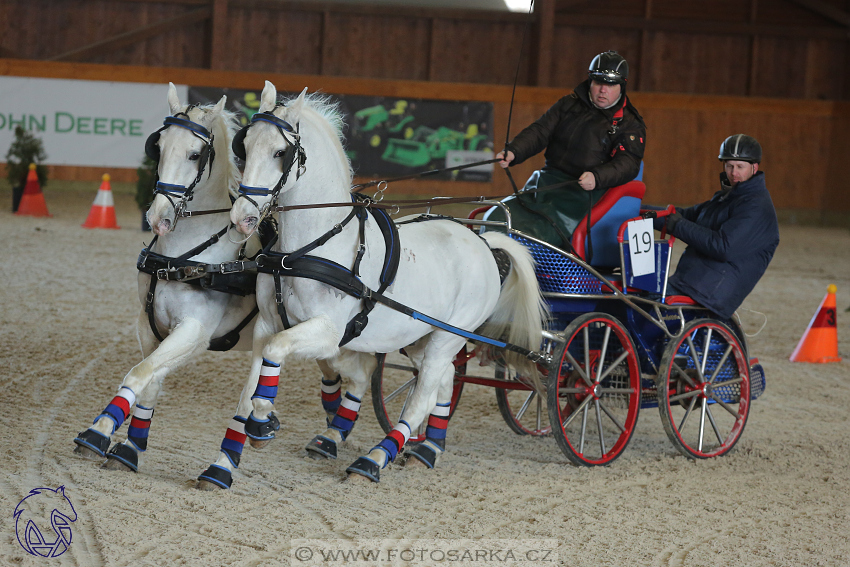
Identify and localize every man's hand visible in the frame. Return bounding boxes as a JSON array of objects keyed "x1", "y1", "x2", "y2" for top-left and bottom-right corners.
[
  {"x1": 578, "y1": 171, "x2": 596, "y2": 191},
  {"x1": 496, "y1": 150, "x2": 514, "y2": 169}
]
